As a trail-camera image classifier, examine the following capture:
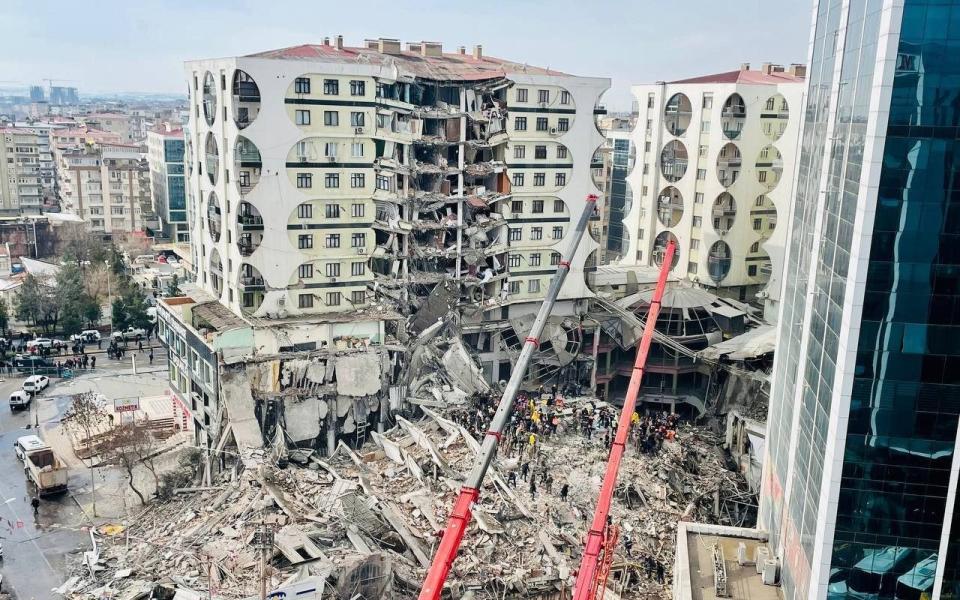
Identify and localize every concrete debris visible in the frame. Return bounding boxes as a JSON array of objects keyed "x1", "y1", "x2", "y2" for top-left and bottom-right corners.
[{"x1": 61, "y1": 388, "x2": 752, "y2": 600}]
